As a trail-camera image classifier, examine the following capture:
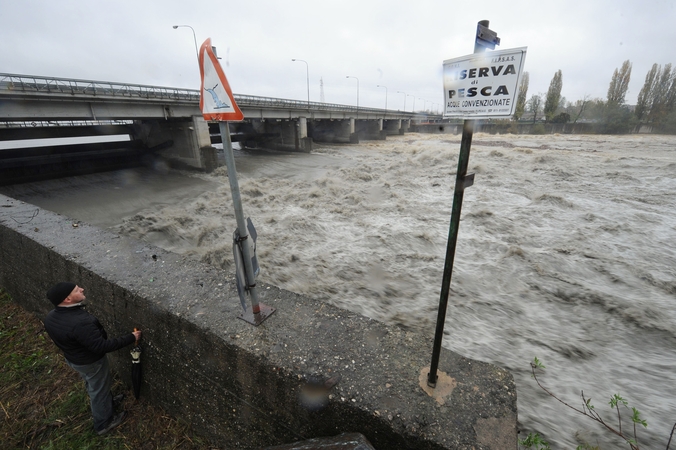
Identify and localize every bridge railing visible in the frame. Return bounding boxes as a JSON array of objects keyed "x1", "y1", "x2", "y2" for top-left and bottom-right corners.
[
  {"x1": 0, "y1": 73, "x2": 436, "y2": 119},
  {"x1": 234, "y1": 93, "x2": 357, "y2": 112},
  {"x1": 0, "y1": 73, "x2": 200, "y2": 102}
]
